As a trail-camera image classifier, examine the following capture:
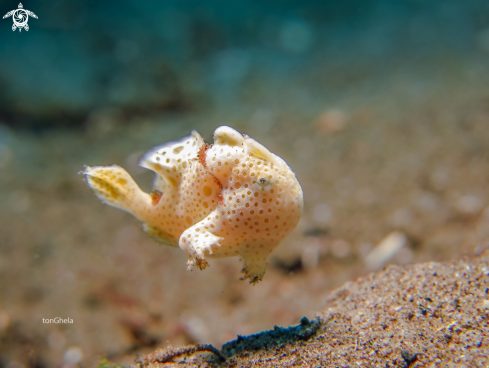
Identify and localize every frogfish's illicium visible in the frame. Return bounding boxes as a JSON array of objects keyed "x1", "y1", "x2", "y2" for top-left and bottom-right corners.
[{"x1": 83, "y1": 126, "x2": 303, "y2": 284}]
